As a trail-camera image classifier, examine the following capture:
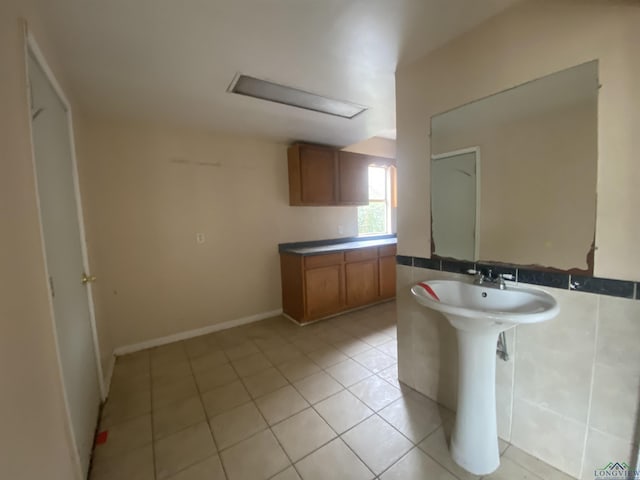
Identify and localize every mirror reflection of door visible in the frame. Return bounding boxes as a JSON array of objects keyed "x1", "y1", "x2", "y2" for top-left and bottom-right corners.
[{"x1": 431, "y1": 149, "x2": 479, "y2": 261}]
